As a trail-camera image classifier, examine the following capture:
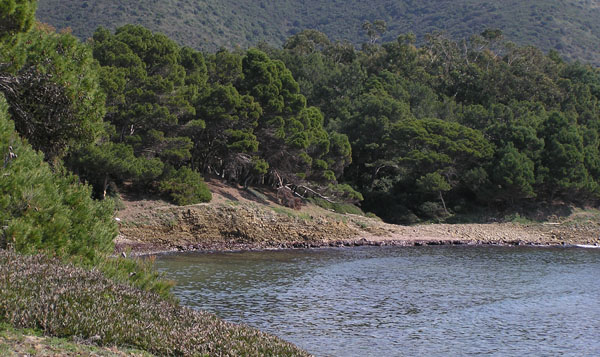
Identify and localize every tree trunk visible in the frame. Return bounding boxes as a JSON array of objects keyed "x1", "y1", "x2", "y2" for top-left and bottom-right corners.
[
  {"x1": 439, "y1": 190, "x2": 449, "y2": 216},
  {"x1": 103, "y1": 175, "x2": 109, "y2": 200}
]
